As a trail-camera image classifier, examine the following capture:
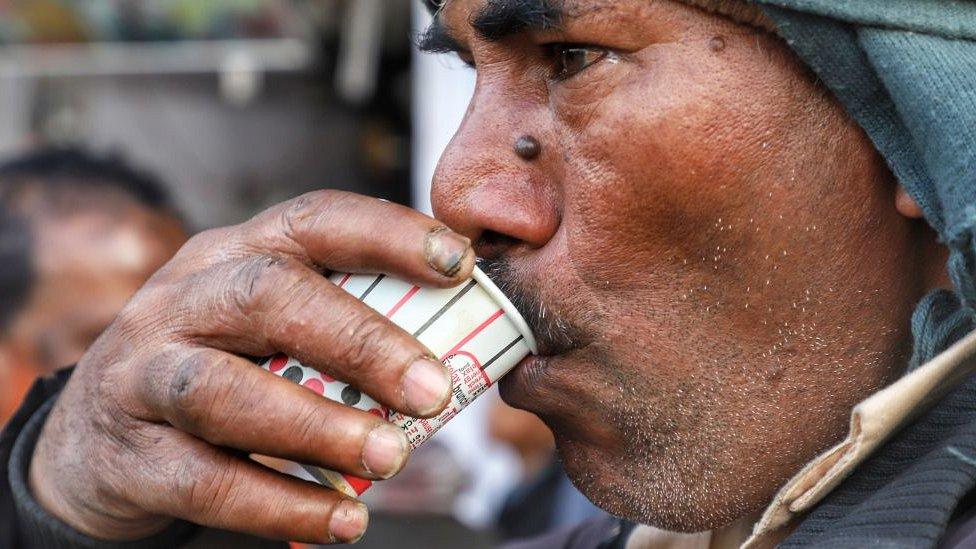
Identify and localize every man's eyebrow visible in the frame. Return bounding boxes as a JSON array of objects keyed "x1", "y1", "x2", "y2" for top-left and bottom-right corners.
[
  {"x1": 418, "y1": 0, "x2": 565, "y2": 53},
  {"x1": 418, "y1": 17, "x2": 464, "y2": 53},
  {"x1": 472, "y1": 0, "x2": 564, "y2": 41}
]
